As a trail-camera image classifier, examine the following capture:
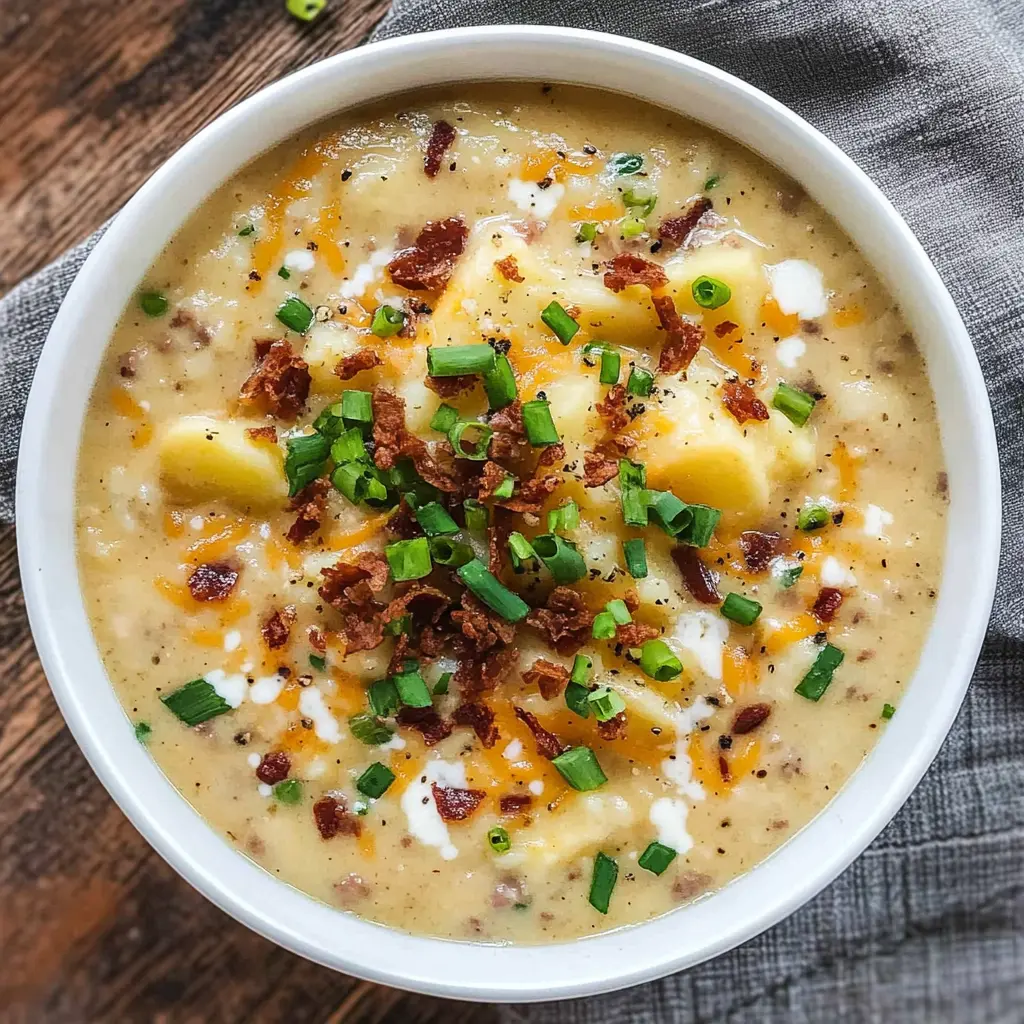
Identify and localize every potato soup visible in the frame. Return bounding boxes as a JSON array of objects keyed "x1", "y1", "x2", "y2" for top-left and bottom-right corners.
[{"x1": 76, "y1": 84, "x2": 946, "y2": 942}]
